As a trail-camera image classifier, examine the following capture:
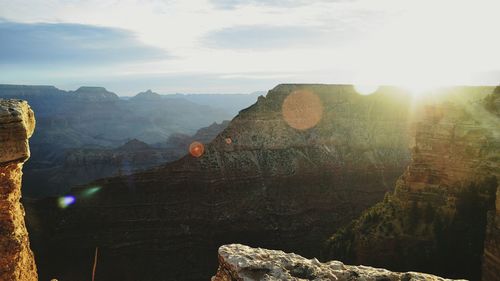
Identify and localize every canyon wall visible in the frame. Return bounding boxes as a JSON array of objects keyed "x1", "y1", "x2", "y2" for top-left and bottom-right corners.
[
  {"x1": 325, "y1": 88, "x2": 499, "y2": 280},
  {"x1": 28, "y1": 84, "x2": 414, "y2": 281},
  {"x1": 212, "y1": 244, "x2": 463, "y2": 281},
  {"x1": 481, "y1": 88, "x2": 500, "y2": 281},
  {"x1": 0, "y1": 99, "x2": 37, "y2": 280},
  {"x1": 483, "y1": 192, "x2": 500, "y2": 281}
]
